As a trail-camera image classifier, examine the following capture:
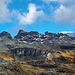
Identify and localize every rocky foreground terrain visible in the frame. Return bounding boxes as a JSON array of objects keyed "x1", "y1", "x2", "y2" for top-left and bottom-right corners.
[{"x1": 0, "y1": 30, "x2": 75, "y2": 75}]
